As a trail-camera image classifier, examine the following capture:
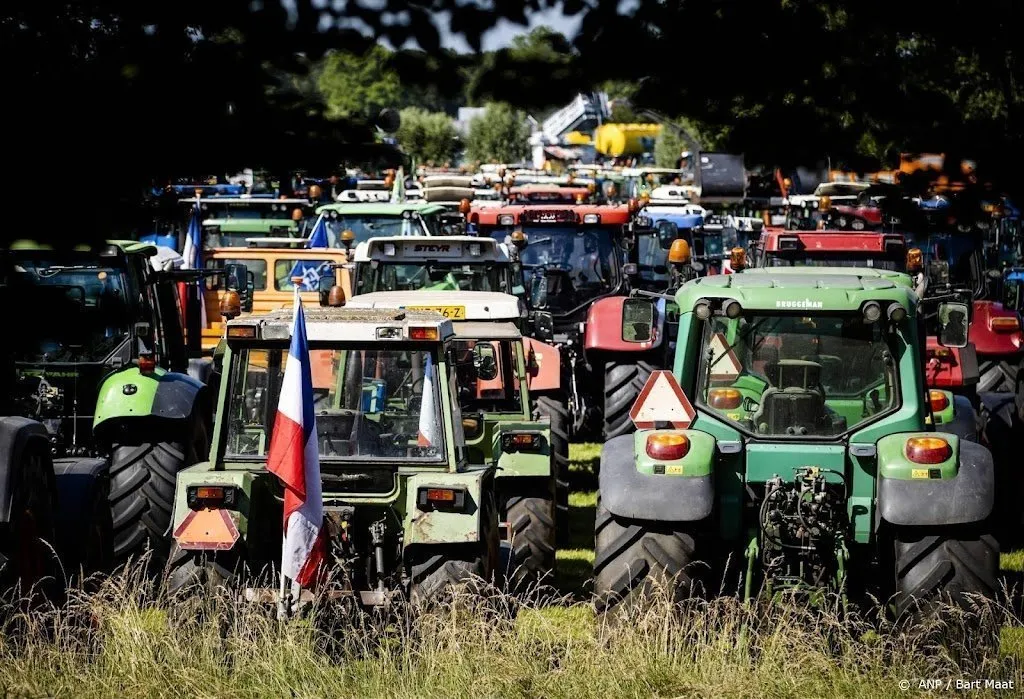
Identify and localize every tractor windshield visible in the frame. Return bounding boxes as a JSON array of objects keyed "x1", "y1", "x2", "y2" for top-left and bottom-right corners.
[
  {"x1": 6, "y1": 252, "x2": 132, "y2": 362},
  {"x1": 357, "y1": 262, "x2": 508, "y2": 294},
  {"x1": 321, "y1": 215, "x2": 432, "y2": 246},
  {"x1": 492, "y1": 226, "x2": 618, "y2": 313},
  {"x1": 697, "y1": 312, "x2": 899, "y2": 438},
  {"x1": 224, "y1": 345, "x2": 445, "y2": 462},
  {"x1": 451, "y1": 339, "x2": 522, "y2": 414},
  {"x1": 766, "y1": 252, "x2": 903, "y2": 271}
]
